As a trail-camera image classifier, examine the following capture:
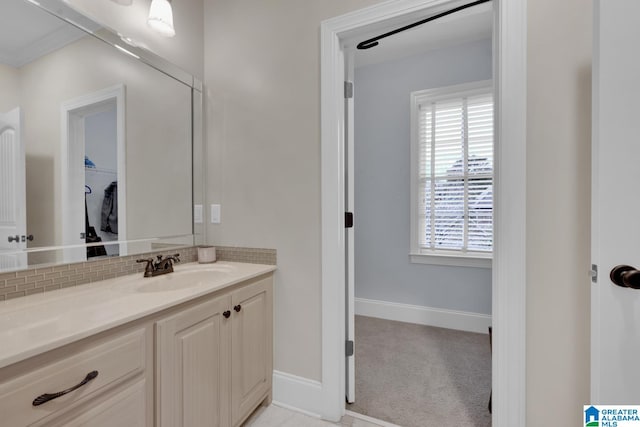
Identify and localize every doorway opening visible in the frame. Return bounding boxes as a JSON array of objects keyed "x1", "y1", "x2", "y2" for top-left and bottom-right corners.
[
  {"x1": 61, "y1": 84, "x2": 126, "y2": 263},
  {"x1": 320, "y1": 0, "x2": 527, "y2": 425},
  {"x1": 343, "y1": 4, "x2": 493, "y2": 426}
]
